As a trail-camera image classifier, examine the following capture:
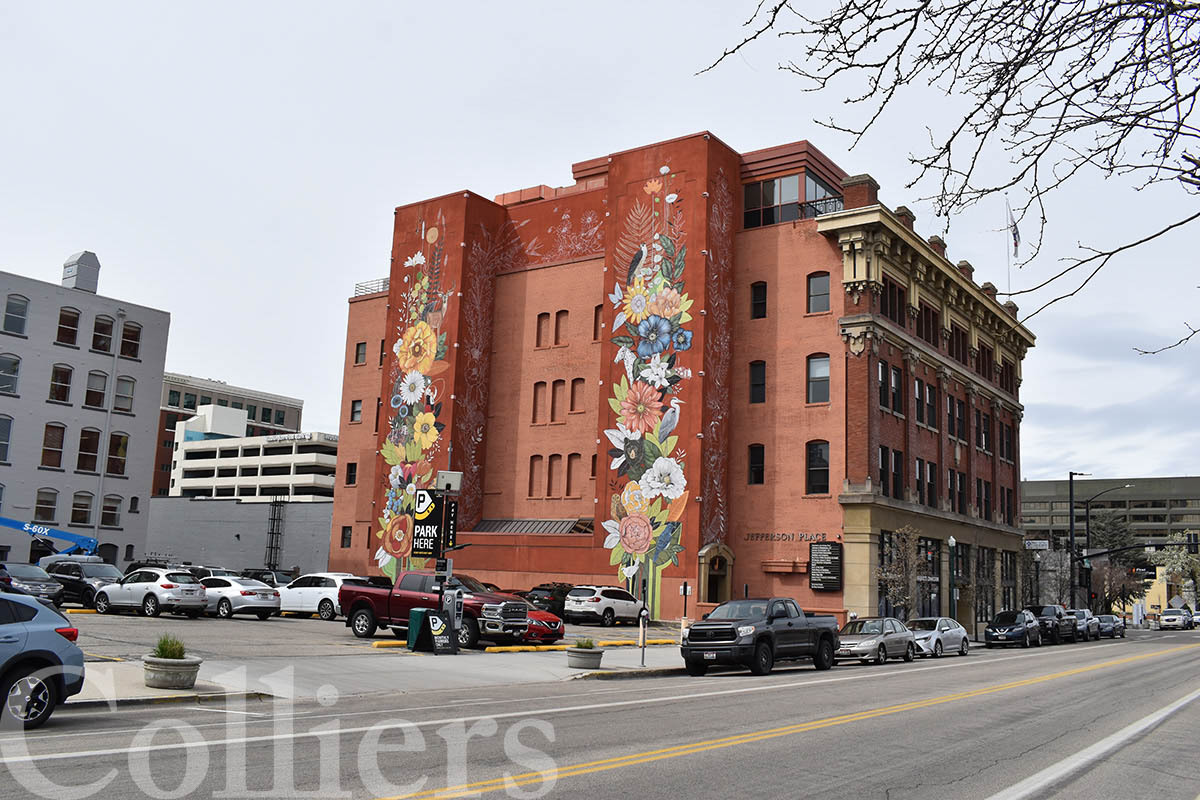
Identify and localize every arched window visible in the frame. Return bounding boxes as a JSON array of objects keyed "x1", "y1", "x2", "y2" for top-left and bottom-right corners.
[
  {"x1": 806, "y1": 441, "x2": 830, "y2": 494},
  {"x1": 0, "y1": 353, "x2": 19, "y2": 394},
  {"x1": 85, "y1": 371, "x2": 108, "y2": 408},
  {"x1": 3, "y1": 294, "x2": 29, "y2": 335},
  {"x1": 550, "y1": 379, "x2": 565, "y2": 422},
  {"x1": 570, "y1": 378, "x2": 585, "y2": 412},
  {"x1": 807, "y1": 272, "x2": 830, "y2": 313},
  {"x1": 114, "y1": 376, "x2": 135, "y2": 412},
  {"x1": 532, "y1": 381, "x2": 547, "y2": 423},
  {"x1": 749, "y1": 361, "x2": 766, "y2": 404},
  {"x1": 120, "y1": 322, "x2": 142, "y2": 358},
  {"x1": 124, "y1": 544, "x2": 135, "y2": 561},
  {"x1": 566, "y1": 453, "x2": 583, "y2": 497},
  {"x1": 807, "y1": 354, "x2": 830, "y2": 403},
  {"x1": 750, "y1": 282, "x2": 767, "y2": 319},
  {"x1": 554, "y1": 310, "x2": 569, "y2": 345},
  {"x1": 0, "y1": 416, "x2": 11, "y2": 462},
  {"x1": 528, "y1": 455, "x2": 544, "y2": 498},
  {"x1": 535, "y1": 312, "x2": 550, "y2": 348},
  {"x1": 40, "y1": 422, "x2": 66, "y2": 468},
  {"x1": 49, "y1": 364, "x2": 73, "y2": 403},
  {"x1": 92, "y1": 315, "x2": 114, "y2": 353},
  {"x1": 547, "y1": 454, "x2": 563, "y2": 497},
  {"x1": 748, "y1": 444, "x2": 765, "y2": 485},
  {"x1": 101, "y1": 495, "x2": 122, "y2": 528},
  {"x1": 77, "y1": 428, "x2": 101, "y2": 472},
  {"x1": 56, "y1": 307, "x2": 80, "y2": 345},
  {"x1": 71, "y1": 492, "x2": 94, "y2": 526},
  {"x1": 106, "y1": 431, "x2": 129, "y2": 476},
  {"x1": 34, "y1": 488, "x2": 58, "y2": 523}
]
